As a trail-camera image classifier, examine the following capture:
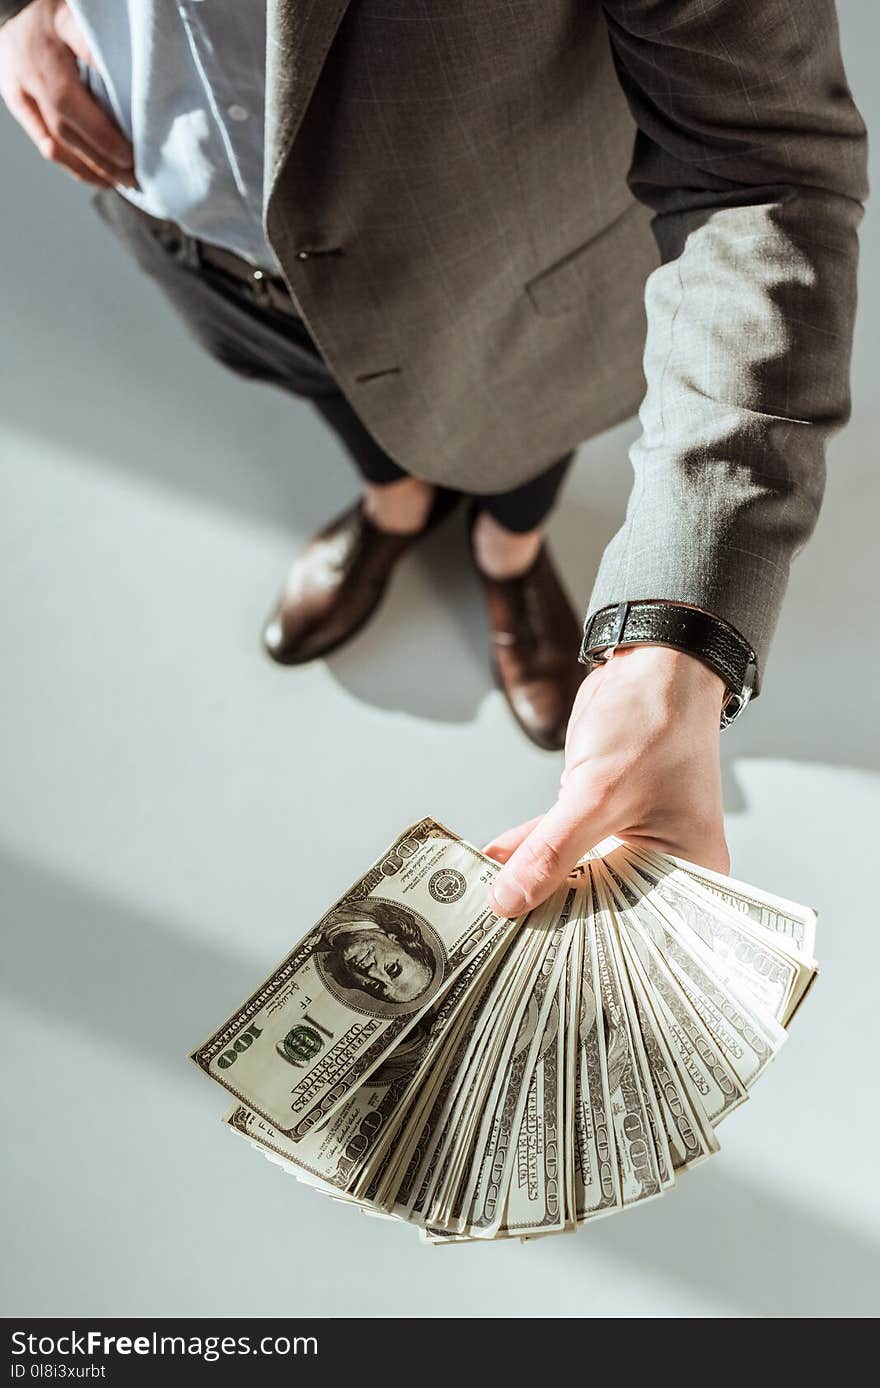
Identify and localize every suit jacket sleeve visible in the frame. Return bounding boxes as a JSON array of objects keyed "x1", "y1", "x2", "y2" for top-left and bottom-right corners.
[{"x1": 590, "y1": 0, "x2": 868, "y2": 689}]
